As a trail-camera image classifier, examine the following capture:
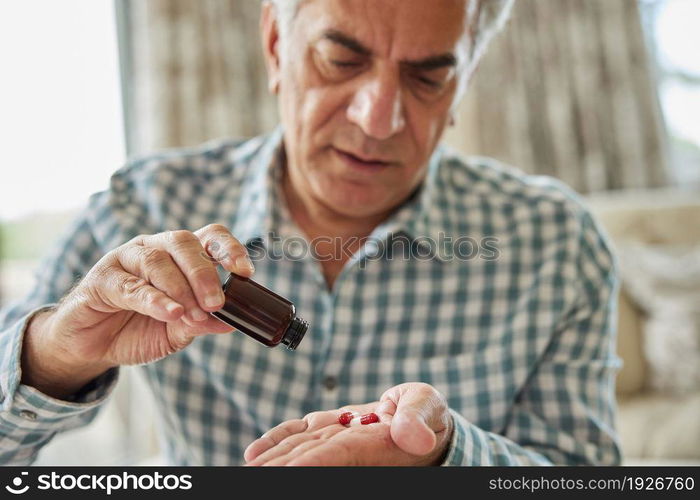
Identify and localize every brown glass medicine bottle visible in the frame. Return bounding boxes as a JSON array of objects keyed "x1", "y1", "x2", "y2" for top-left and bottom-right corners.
[{"x1": 211, "y1": 272, "x2": 308, "y2": 350}]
